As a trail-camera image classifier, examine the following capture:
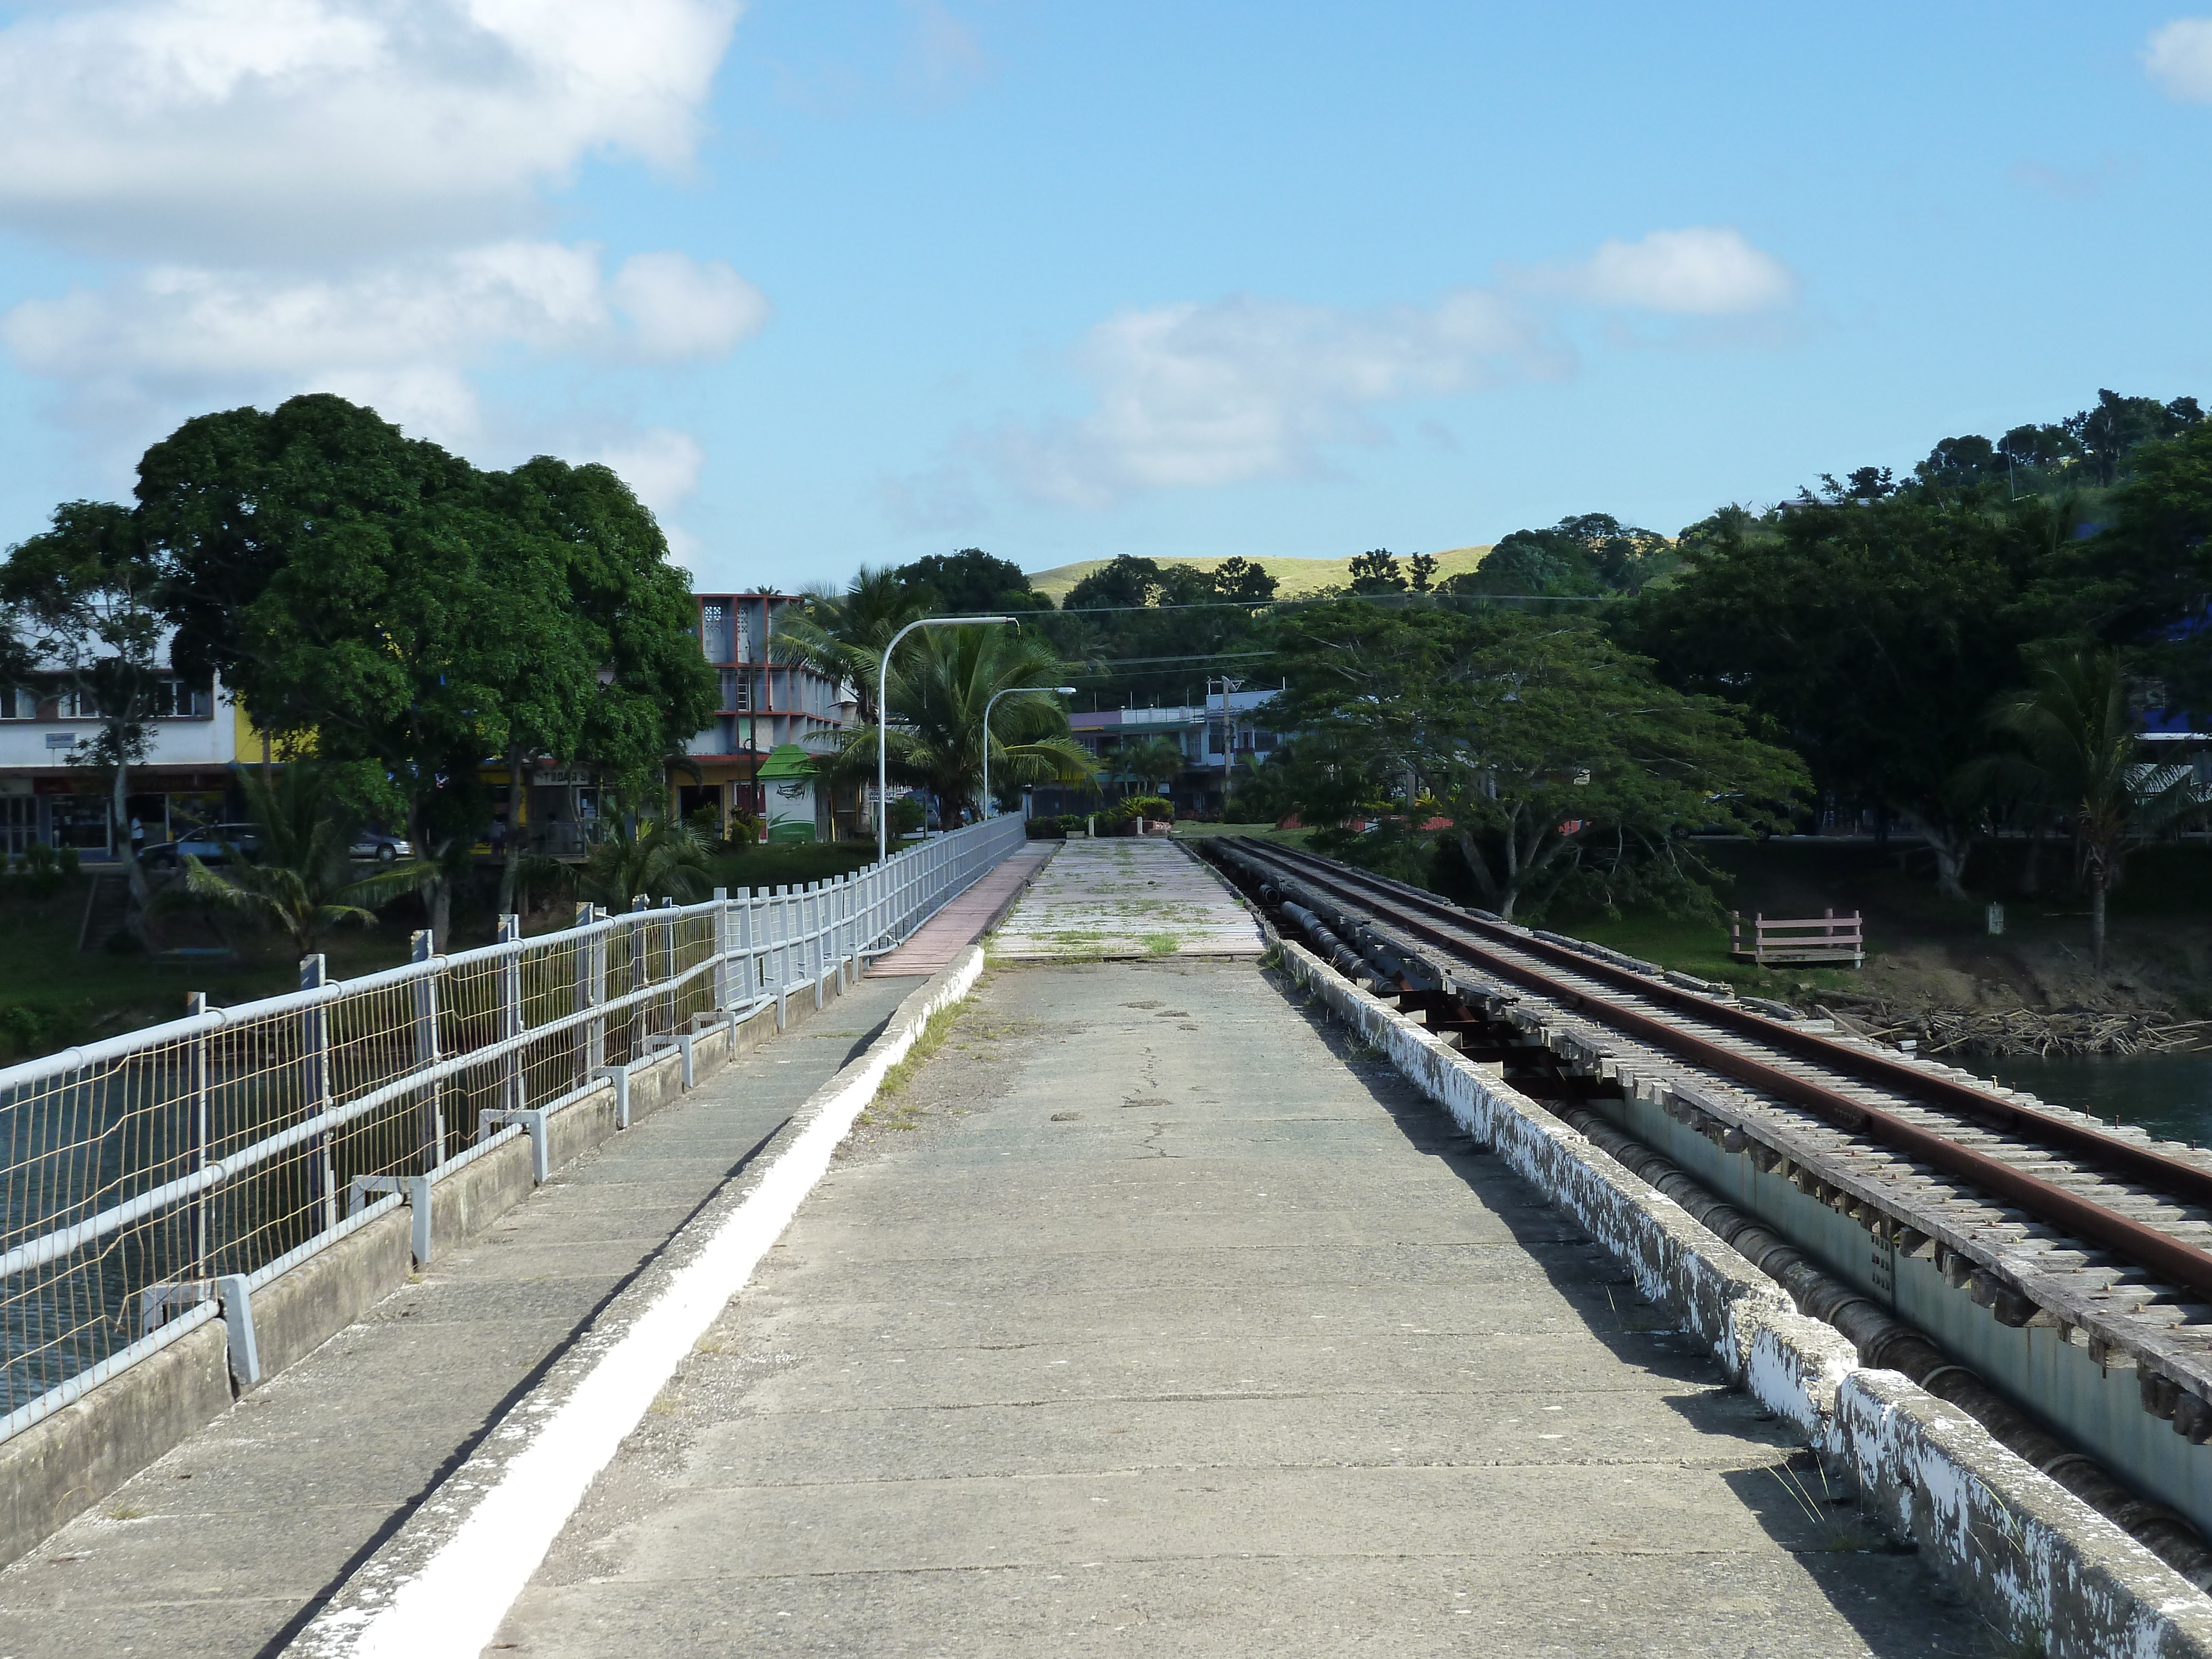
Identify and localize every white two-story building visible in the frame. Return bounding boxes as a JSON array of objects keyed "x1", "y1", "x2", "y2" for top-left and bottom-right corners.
[{"x1": 0, "y1": 674, "x2": 241, "y2": 860}]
